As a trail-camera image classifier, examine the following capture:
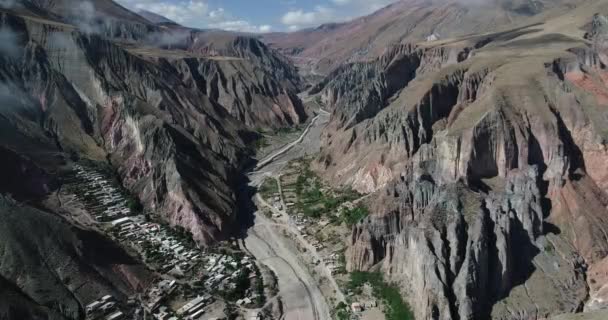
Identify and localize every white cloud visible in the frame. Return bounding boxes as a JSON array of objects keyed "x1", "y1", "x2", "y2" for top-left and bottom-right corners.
[
  {"x1": 282, "y1": 0, "x2": 398, "y2": 30},
  {"x1": 131, "y1": 0, "x2": 208, "y2": 25},
  {"x1": 209, "y1": 7, "x2": 226, "y2": 21},
  {"x1": 208, "y1": 20, "x2": 270, "y2": 33},
  {"x1": 117, "y1": 0, "x2": 272, "y2": 33},
  {"x1": 281, "y1": 6, "x2": 334, "y2": 27}
]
